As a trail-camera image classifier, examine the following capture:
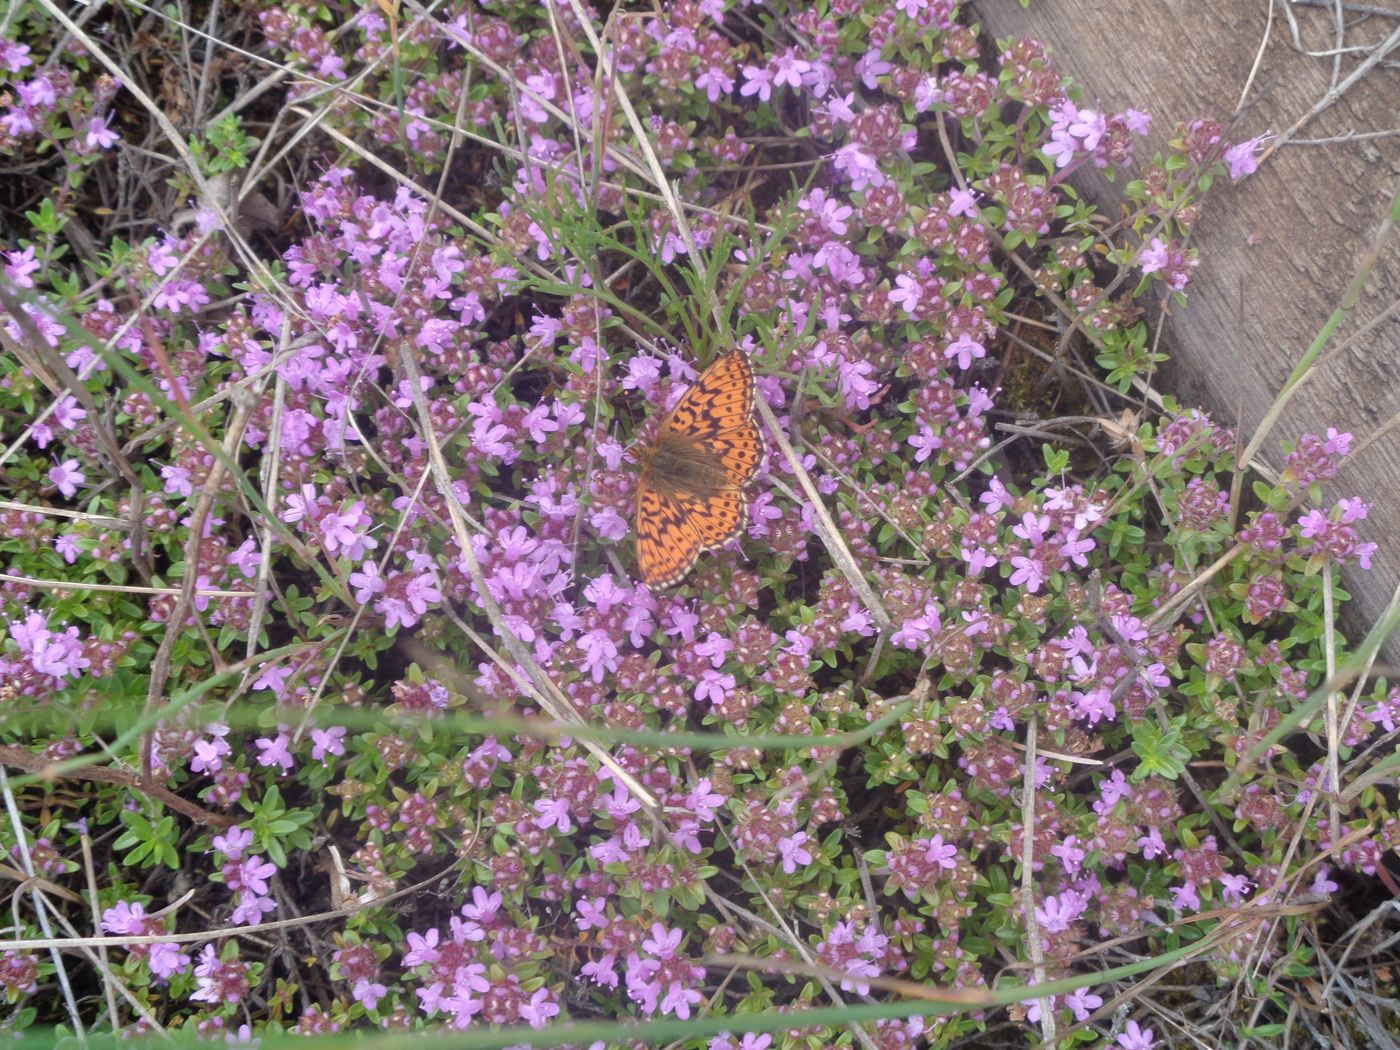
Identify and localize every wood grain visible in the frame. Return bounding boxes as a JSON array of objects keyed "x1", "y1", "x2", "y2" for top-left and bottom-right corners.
[{"x1": 975, "y1": 0, "x2": 1400, "y2": 657}]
